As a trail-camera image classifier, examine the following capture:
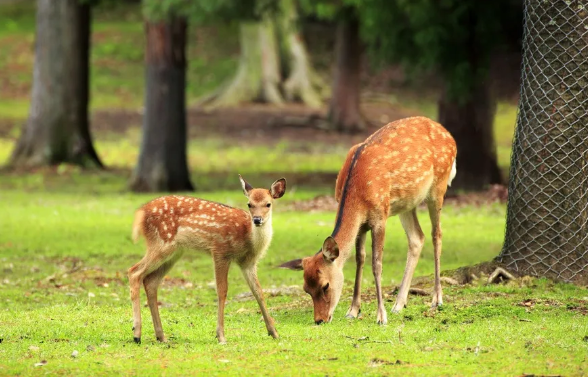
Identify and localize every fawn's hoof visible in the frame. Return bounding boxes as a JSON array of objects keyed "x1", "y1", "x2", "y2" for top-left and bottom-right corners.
[{"x1": 133, "y1": 337, "x2": 141, "y2": 344}]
